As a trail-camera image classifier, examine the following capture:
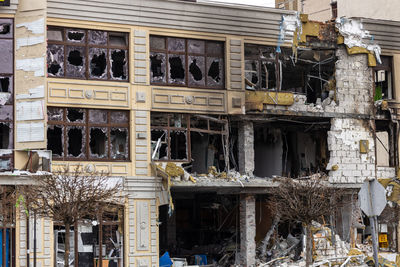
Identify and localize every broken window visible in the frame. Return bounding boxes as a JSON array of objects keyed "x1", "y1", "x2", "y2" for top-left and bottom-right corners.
[
  {"x1": 244, "y1": 44, "x2": 335, "y2": 104},
  {"x1": 0, "y1": 19, "x2": 13, "y2": 170},
  {"x1": 376, "y1": 121, "x2": 397, "y2": 167},
  {"x1": 150, "y1": 36, "x2": 225, "y2": 89},
  {"x1": 47, "y1": 107, "x2": 129, "y2": 161},
  {"x1": 47, "y1": 27, "x2": 129, "y2": 81},
  {"x1": 151, "y1": 113, "x2": 228, "y2": 170},
  {"x1": 374, "y1": 56, "x2": 393, "y2": 100}
]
